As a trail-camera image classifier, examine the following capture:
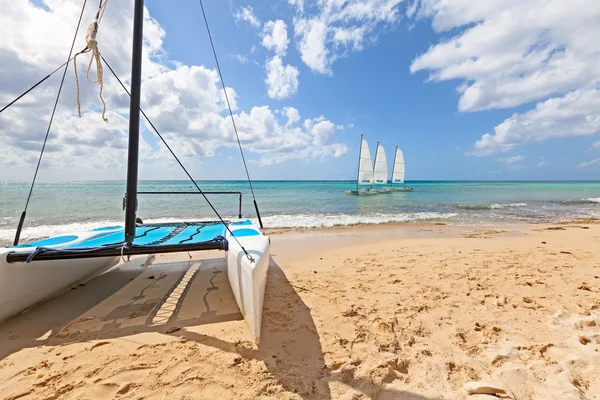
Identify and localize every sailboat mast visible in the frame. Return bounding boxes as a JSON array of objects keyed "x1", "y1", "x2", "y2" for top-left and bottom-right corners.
[
  {"x1": 390, "y1": 144, "x2": 397, "y2": 187},
  {"x1": 355, "y1": 134, "x2": 363, "y2": 191},
  {"x1": 124, "y1": 0, "x2": 145, "y2": 244},
  {"x1": 371, "y1": 141, "x2": 380, "y2": 190}
]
